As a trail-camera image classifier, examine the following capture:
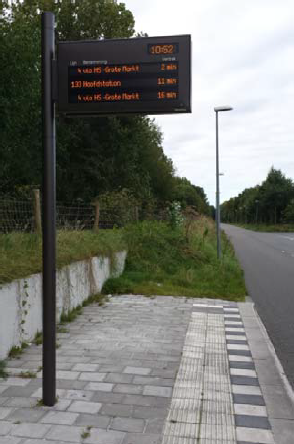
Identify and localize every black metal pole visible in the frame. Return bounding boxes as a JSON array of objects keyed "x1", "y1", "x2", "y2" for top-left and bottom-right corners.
[{"x1": 41, "y1": 12, "x2": 56, "y2": 407}]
